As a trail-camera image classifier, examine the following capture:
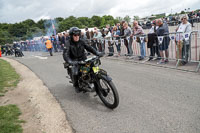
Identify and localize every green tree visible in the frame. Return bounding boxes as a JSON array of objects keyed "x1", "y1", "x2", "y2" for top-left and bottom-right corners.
[
  {"x1": 37, "y1": 19, "x2": 45, "y2": 29},
  {"x1": 102, "y1": 15, "x2": 115, "y2": 26},
  {"x1": 58, "y1": 16, "x2": 82, "y2": 32},
  {"x1": 55, "y1": 17, "x2": 64, "y2": 23},
  {"x1": 21, "y1": 19, "x2": 36, "y2": 27},
  {"x1": 124, "y1": 15, "x2": 131, "y2": 23},
  {"x1": 77, "y1": 17, "x2": 90, "y2": 28},
  {"x1": 133, "y1": 16, "x2": 140, "y2": 21},
  {"x1": 116, "y1": 17, "x2": 123, "y2": 22},
  {"x1": 91, "y1": 15, "x2": 102, "y2": 27},
  {"x1": 8, "y1": 23, "x2": 28, "y2": 37},
  {"x1": 180, "y1": 10, "x2": 185, "y2": 14}
]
